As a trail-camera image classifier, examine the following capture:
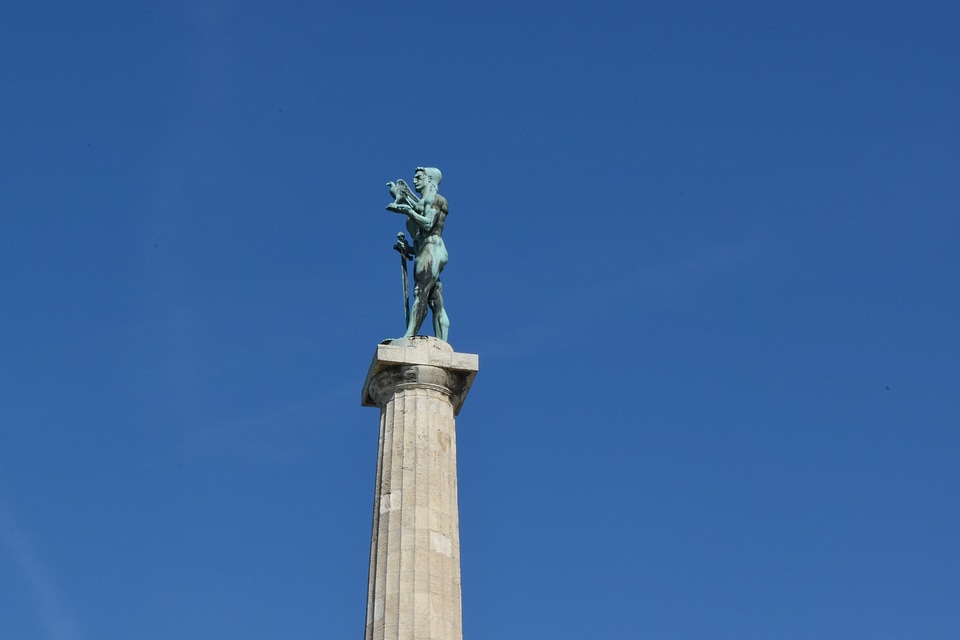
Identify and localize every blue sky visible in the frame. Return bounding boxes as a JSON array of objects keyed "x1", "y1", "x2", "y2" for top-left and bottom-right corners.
[{"x1": 1, "y1": 1, "x2": 958, "y2": 638}]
